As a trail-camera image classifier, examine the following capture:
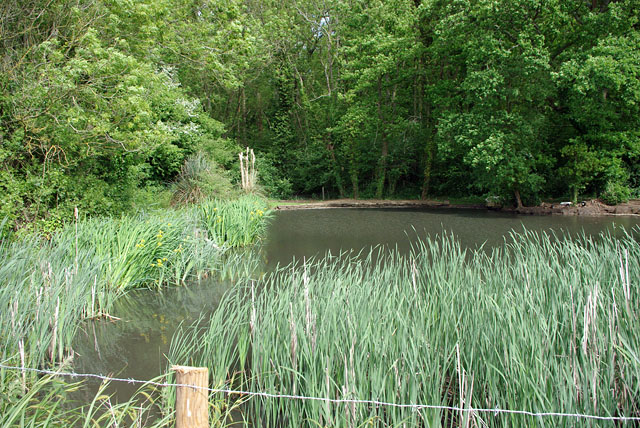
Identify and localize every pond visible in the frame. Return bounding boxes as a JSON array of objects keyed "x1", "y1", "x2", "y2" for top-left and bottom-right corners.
[
  {"x1": 264, "y1": 207, "x2": 640, "y2": 266},
  {"x1": 72, "y1": 207, "x2": 640, "y2": 401}
]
